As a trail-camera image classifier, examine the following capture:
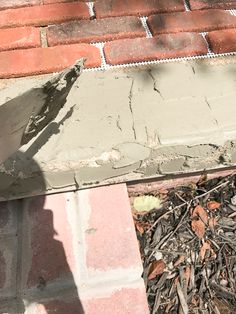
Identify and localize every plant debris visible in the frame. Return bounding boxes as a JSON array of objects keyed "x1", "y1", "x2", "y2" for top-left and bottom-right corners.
[{"x1": 130, "y1": 174, "x2": 236, "y2": 313}]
